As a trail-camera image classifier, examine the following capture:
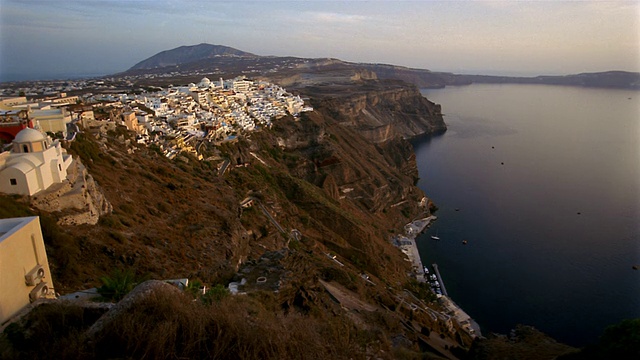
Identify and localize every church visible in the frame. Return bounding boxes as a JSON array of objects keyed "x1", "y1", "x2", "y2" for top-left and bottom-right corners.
[{"x1": 0, "y1": 128, "x2": 72, "y2": 196}]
